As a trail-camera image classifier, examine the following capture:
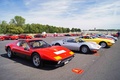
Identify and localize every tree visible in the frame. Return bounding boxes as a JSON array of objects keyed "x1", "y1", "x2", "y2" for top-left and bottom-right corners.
[
  {"x1": 0, "y1": 15, "x2": 81, "y2": 34},
  {"x1": 10, "y1": 16, "x2": 25, "y2": 27},
  {"x1": 1, "y1": 21, "x2": 8, "y2": 34},
  {"x1": 9, "y1": 19, "x2": 15, "y2": 25},
  {"x1": 77, "y1": 28, "x2": 81, "y2": 32},
  {"x1": 71, "y1": 28, "x2": 75, "y2": 32},
  {"x1": 66, "y1": 28, "x2": 70, "y2": 32}
]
